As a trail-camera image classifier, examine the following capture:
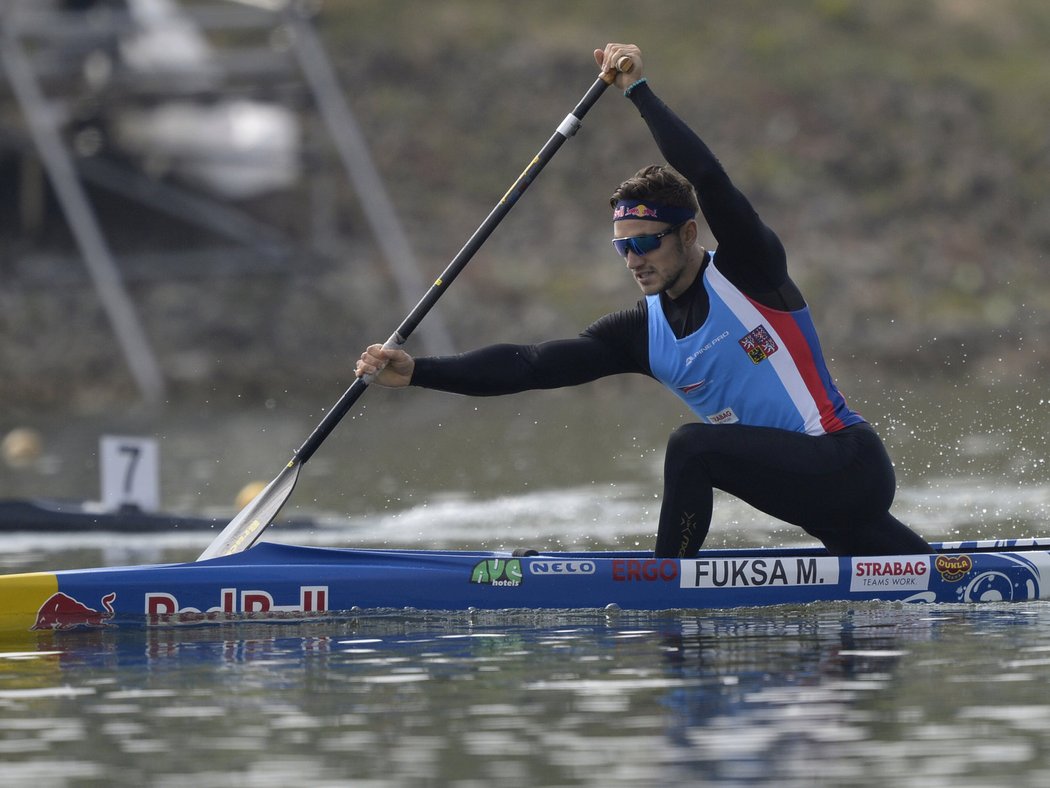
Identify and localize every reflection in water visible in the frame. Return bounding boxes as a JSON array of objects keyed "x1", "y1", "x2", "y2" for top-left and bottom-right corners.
[
  {"x1": 655, "y1": 613, "x2": 913, "y2": 783},
  {"x1": 2, "y1": 604, "x2": 1050, "y2": 785}
]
